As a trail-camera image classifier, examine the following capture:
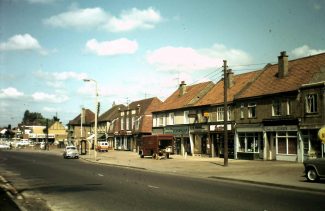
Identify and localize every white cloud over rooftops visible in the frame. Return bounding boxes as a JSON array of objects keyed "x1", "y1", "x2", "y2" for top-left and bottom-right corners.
[
  {"x1": 0, "y1": 87, "x2": 24, "y2": 98},
  {"x1": 146, "y1": 43, "x2": 252, "y2": 72},
  {"x1": 34, "y1": 70, "x2": 88, "y2": 81},
  {"x1": 32, "y1": 92, "x2": 69, "y2": 103},
  {"x1": 0, "y1": 34, "x2": 47, "y2": 54},
  {"x1": 104, "y1": 7, "x2": 162, "y2": 32},
  {"x1": 85, "y1": 38, "x2": 138, "y2": 56},
  {"x1": 290, "y1": 45, "x2": 325, "y2": 59},
  {"x1": 43, "y1": 7, "x2": 162, "y2": 32}
]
